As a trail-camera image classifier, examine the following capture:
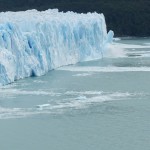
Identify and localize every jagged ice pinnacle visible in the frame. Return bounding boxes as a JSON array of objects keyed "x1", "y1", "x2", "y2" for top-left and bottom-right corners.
[{"x1": 0, "y1": 9, "x2": 114, "y2": 85}]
